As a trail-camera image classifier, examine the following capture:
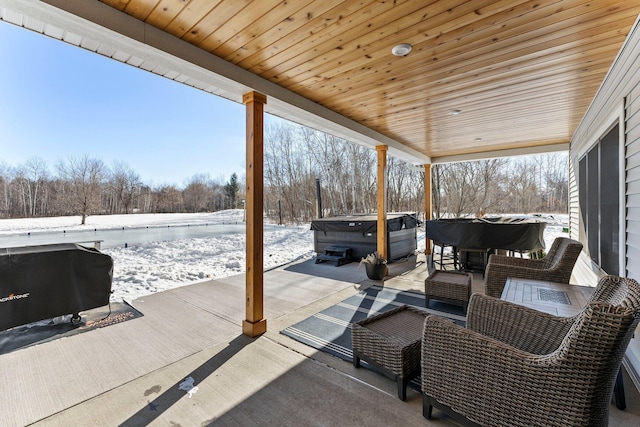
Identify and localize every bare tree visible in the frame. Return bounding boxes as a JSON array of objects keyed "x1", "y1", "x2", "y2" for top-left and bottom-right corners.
[
  {"x1": 433, "y1": 159, "x2": 507, "y2": 218},
  {"x1": 473, "y1": 159, "x2": 508, "y2": 215},
  {"x1": 0, "y1": 162, "x2": 13, "y2": 218},
  {"x1": 183, "y1": 174, "x2": 211, "y2": 212},
  {"x1": 110, "y1": 160, "x2": 142, "y2": 214},
  {"x1": 208, "y1": 176, "x2": 227, "y2": 211},
  {"x1": 406, "y1": 167, "x2": 425, "y2": 220},
  {"x1": 57, "y1": 155, "x2": 106, "y2": 224},
  {"x1": 137, "y1": 185, "x2": 154, "y2": 213},
  {"x1": 303, "y1": 128, "x2": 349, "y2": 215},
  {"x1": 440, "y1": 162, "x2": 473, "y2": 217},
  {"x1": 265, "y1": 122, "x2": 315, "y2": 223},
  {"x1": 542, "y1": 153, "x2": 569, "y2": 212},
  {"x1": 345, "y1": 142, "x2": 377, "y2": 213},
  {"x1": 432, "y1": 164, "x2": 444, "y2": 218},
  {"x1": 21, "y1": 157, "x2": 49, "y2": 217},
  {"x1": 152, "y1": 184, "x2": 184, "y2": 213},
  {"x1": 387, "y1": 157, "x2": 412, "y2": 212},
  {"x1": 505, "y1": 158, "x2": 539, "y2": 213},
  {"x1": 46, "y1": 178, "x2": 72, "y2": 217}
]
